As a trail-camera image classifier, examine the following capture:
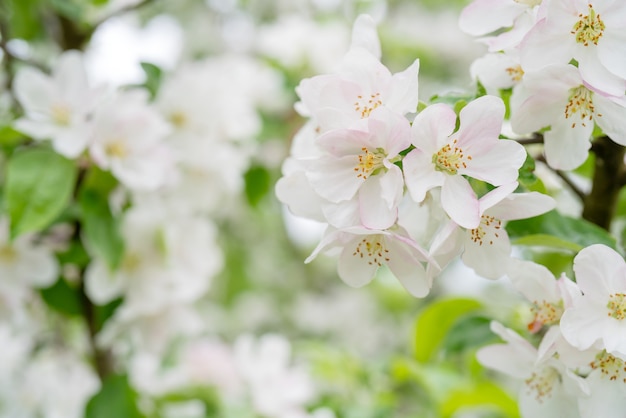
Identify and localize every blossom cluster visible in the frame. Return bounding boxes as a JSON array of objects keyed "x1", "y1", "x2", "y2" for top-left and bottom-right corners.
[
  {"x1": 461, "y1": 0, "x2": 626, "y2": 169},
  {"x1": 276, "y1": 14, "x2": 555, "y2": 296},
  {"x1": 479, "y1": 245, "x2": 626, "y2": 418}
]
